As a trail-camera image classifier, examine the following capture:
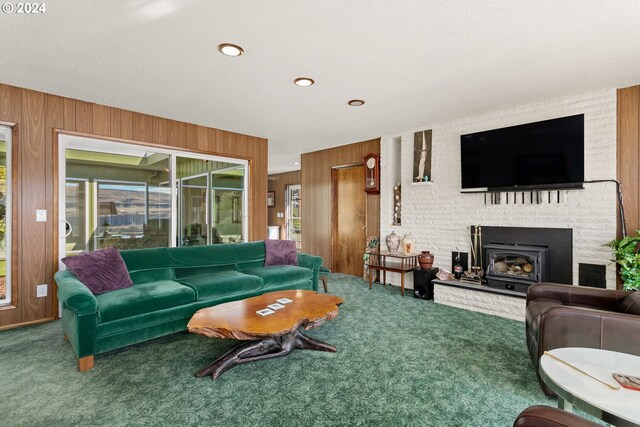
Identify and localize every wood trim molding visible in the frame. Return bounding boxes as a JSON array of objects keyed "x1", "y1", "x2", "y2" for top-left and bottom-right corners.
[
  {"x1": 10, "y1": 123, "x2": 19, "y2": 310},
  {"x1": 330, "y1": 168, "x2": 338, "y2": 272},
  {"x1": 51, "y1": 129, "x2": 59, "y2": 318},
  {"x1": 55, "y1": 129, "x2": 253, "y2": 162},
  {"x1": 0, "y1": 316, "x2": 54, "y2": 332},
  {"x1": 331, "y1": 161, "x2": 363, "y2": 170}
]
